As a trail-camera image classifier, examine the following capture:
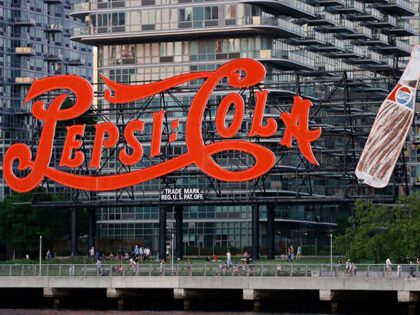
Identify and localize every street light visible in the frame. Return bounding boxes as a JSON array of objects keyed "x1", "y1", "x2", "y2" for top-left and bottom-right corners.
[
  {"x1": 39, "y1": 234, "x2": 43, "y2": 276},
  {"x1": 329, "y1": 233, "x2": 333, "y2": 265},
  {"x1": 171, "y1": 233, "x2": 174, "y2": 272}
]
